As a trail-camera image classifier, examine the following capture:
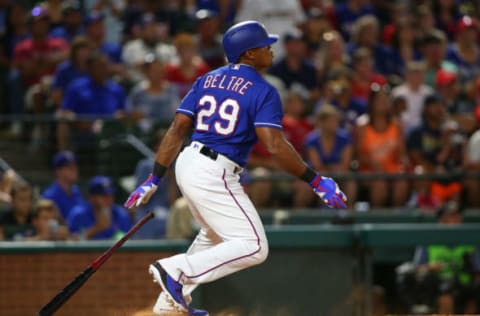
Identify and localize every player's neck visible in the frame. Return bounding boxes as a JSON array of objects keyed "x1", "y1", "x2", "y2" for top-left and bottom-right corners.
[{"x1": 237, "y1": 60, "x2": 263, "y2": 72}]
